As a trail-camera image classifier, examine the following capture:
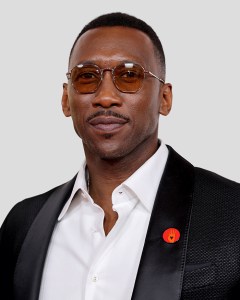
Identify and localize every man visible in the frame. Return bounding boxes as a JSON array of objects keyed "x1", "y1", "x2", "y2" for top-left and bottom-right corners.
[{"x1": 0, "y1": 12, "x2": 240, "y2": 300}]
